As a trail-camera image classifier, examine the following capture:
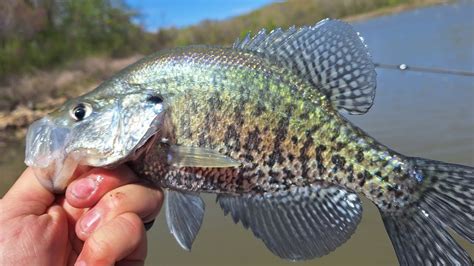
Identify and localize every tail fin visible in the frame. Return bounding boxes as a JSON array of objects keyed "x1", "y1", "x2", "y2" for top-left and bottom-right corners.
[{"x1": 381, "y1": 158, "x2": 473, "y2": 265}]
